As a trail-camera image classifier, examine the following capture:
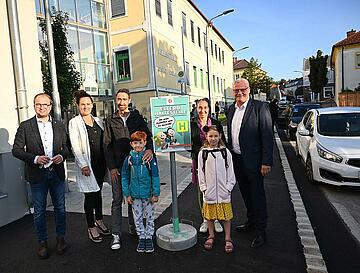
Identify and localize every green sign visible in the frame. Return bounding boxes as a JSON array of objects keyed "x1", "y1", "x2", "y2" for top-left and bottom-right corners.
[{"x1": 150, "y1": 95, "x2": 191, "y2": 153}]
